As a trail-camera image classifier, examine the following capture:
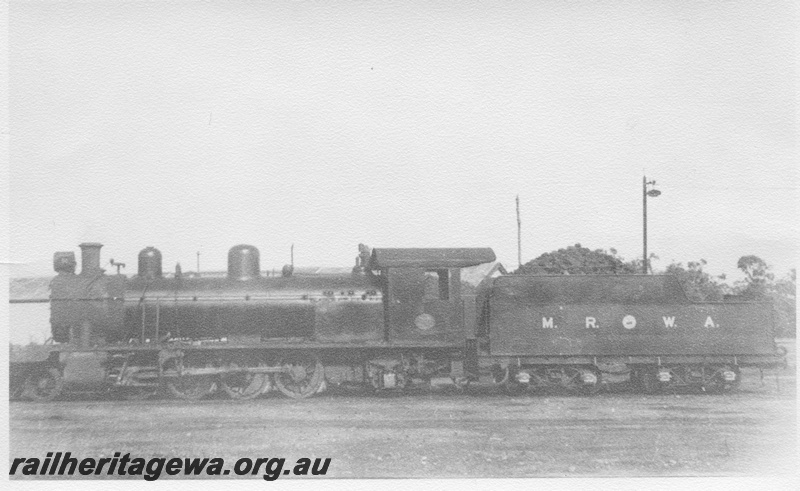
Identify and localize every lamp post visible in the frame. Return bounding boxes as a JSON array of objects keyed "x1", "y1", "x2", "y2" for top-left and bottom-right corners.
[{"x1": 643, "y1": 176, "x2": 661, "y2": 274}]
